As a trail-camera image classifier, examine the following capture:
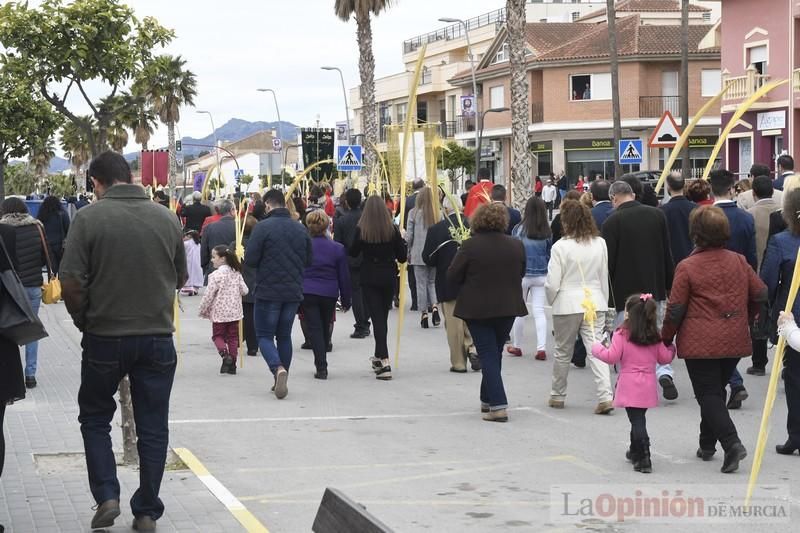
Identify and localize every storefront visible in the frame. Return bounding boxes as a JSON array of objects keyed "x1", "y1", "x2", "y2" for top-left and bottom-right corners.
[
  {"x1": 720, "y1": 108, "x2": 787, "y2": 178},
  {"x1": 530, "y1": 140, "x2": 552, "y2": 177},
  {"x1": 564, "y1": 138, "x2": 640, "y2": 182},
  {"x1": 657, "y1": 135, "x2": 722, "y2": 177}
]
